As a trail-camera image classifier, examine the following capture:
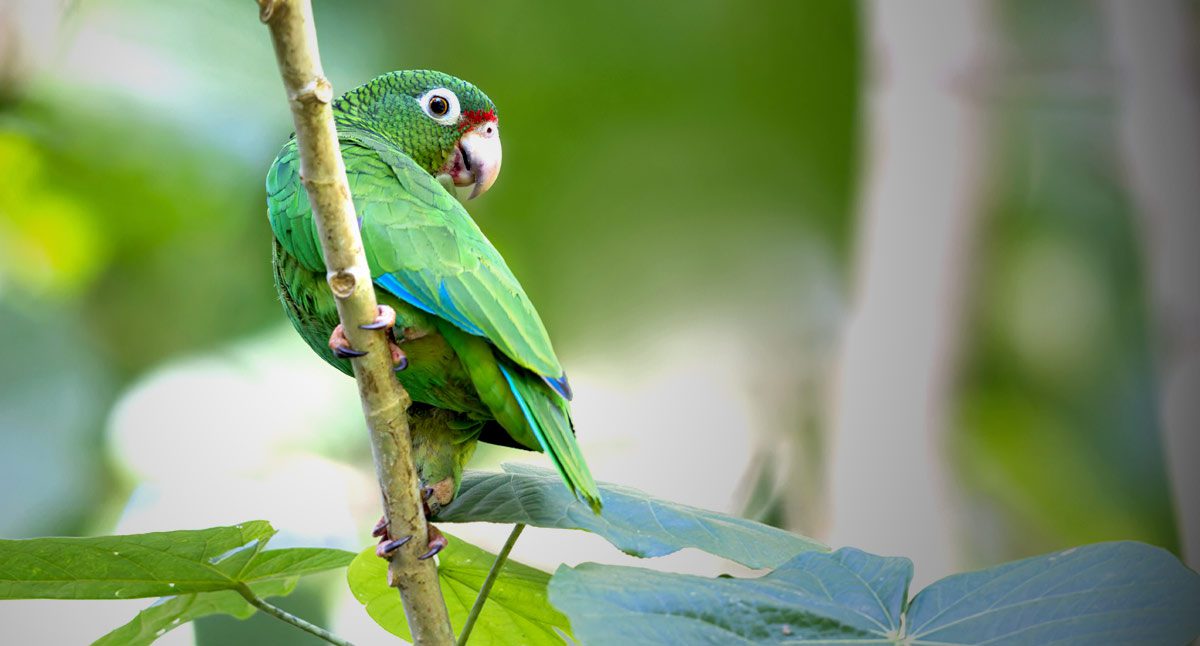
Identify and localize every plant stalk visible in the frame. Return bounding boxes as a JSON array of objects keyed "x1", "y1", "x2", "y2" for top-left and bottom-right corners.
[
  {"x1": 236, "y1": 583, "x2": 355, "y2": 646},
  {"x1": 457, "y1": 523, "x2": 526, "y2": 646},
  {"x1": 255, "y1": 1, "x2": 455, "y2": 643}
]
